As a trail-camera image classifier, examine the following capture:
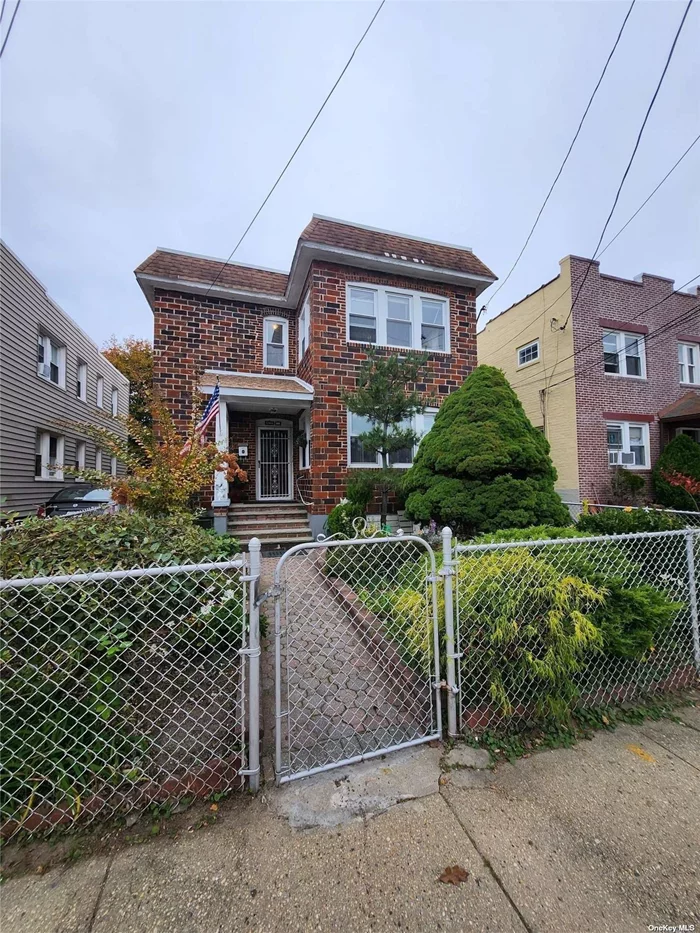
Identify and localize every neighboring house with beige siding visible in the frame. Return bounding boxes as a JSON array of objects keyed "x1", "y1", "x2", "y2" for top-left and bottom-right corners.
[
  {"x1": 0, "y1": 242, "x2": 129, "y2": 517},
  {"x1": 478, "y1": 255, "x2": 700, "y2": 503}
]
